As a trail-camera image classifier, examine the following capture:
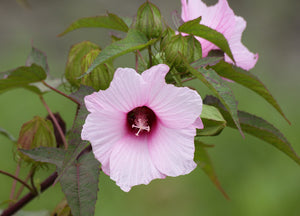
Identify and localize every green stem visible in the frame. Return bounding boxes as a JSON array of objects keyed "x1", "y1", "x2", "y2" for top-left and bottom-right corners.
[
  {"x1": 135, "y1": 52, "x2": 138, "y2": 71},
  {"x1": 181, "y1": 77, "x2": 197, "y2": 83},
  {"x1": 148, "y1": 45, "x2": 153, "y2": 67},
  {"x1": 137, "y1": 50, "x2": 147, "y2": 69},
  {"x1": 39, "y1": 96, "x2": 68, "y2": 150}
]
